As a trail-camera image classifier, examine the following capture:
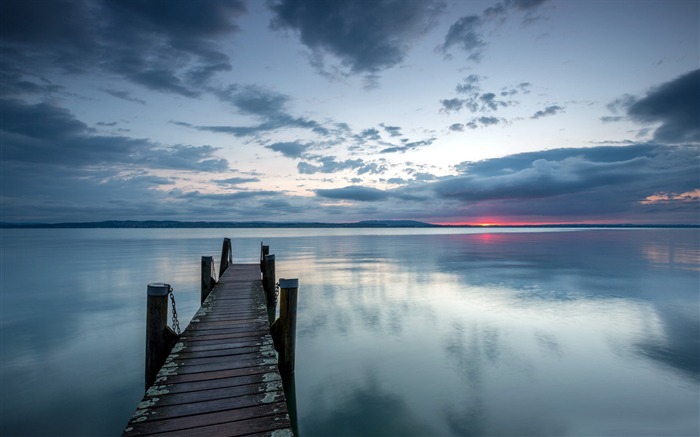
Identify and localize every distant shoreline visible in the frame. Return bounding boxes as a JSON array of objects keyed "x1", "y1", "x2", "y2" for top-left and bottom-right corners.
[{"x1": 1, "y1": 220, "x2": 698, "y2": 229}]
